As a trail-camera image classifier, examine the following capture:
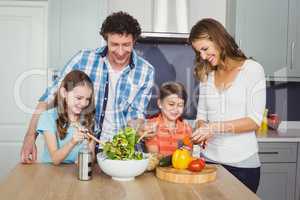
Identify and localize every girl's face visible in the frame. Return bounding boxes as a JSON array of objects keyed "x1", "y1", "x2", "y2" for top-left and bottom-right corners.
[
  {"x1": 158, "y1": 94, "x2": 185, "y2": 123},
  {"x1": 63, "y1": 84, "x2": 92, "y2": 116},
  {"x1": 192, "y1": 38, "x2": 220, "y2": 66}
]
